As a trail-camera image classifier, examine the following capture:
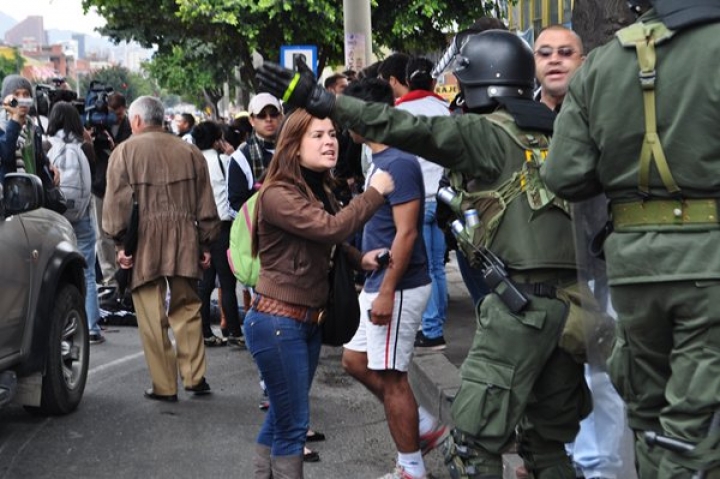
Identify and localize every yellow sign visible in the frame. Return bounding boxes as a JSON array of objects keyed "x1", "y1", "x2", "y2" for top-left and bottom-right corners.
[
  {"x1": 434, "y1": 72, "x2": 459, "y2": 102},
  {"x1": 435, "y1": 84, "x2": 459, "y2": 101}
]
